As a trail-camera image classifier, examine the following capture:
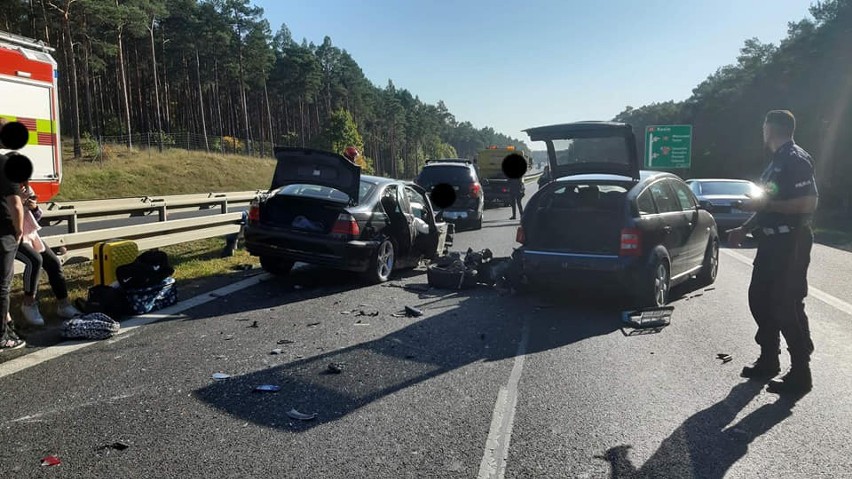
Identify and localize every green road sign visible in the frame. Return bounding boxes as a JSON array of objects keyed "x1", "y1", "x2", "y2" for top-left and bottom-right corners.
[{"x1": 645, "y1": 125, "x2": 692, "y2": 169}]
